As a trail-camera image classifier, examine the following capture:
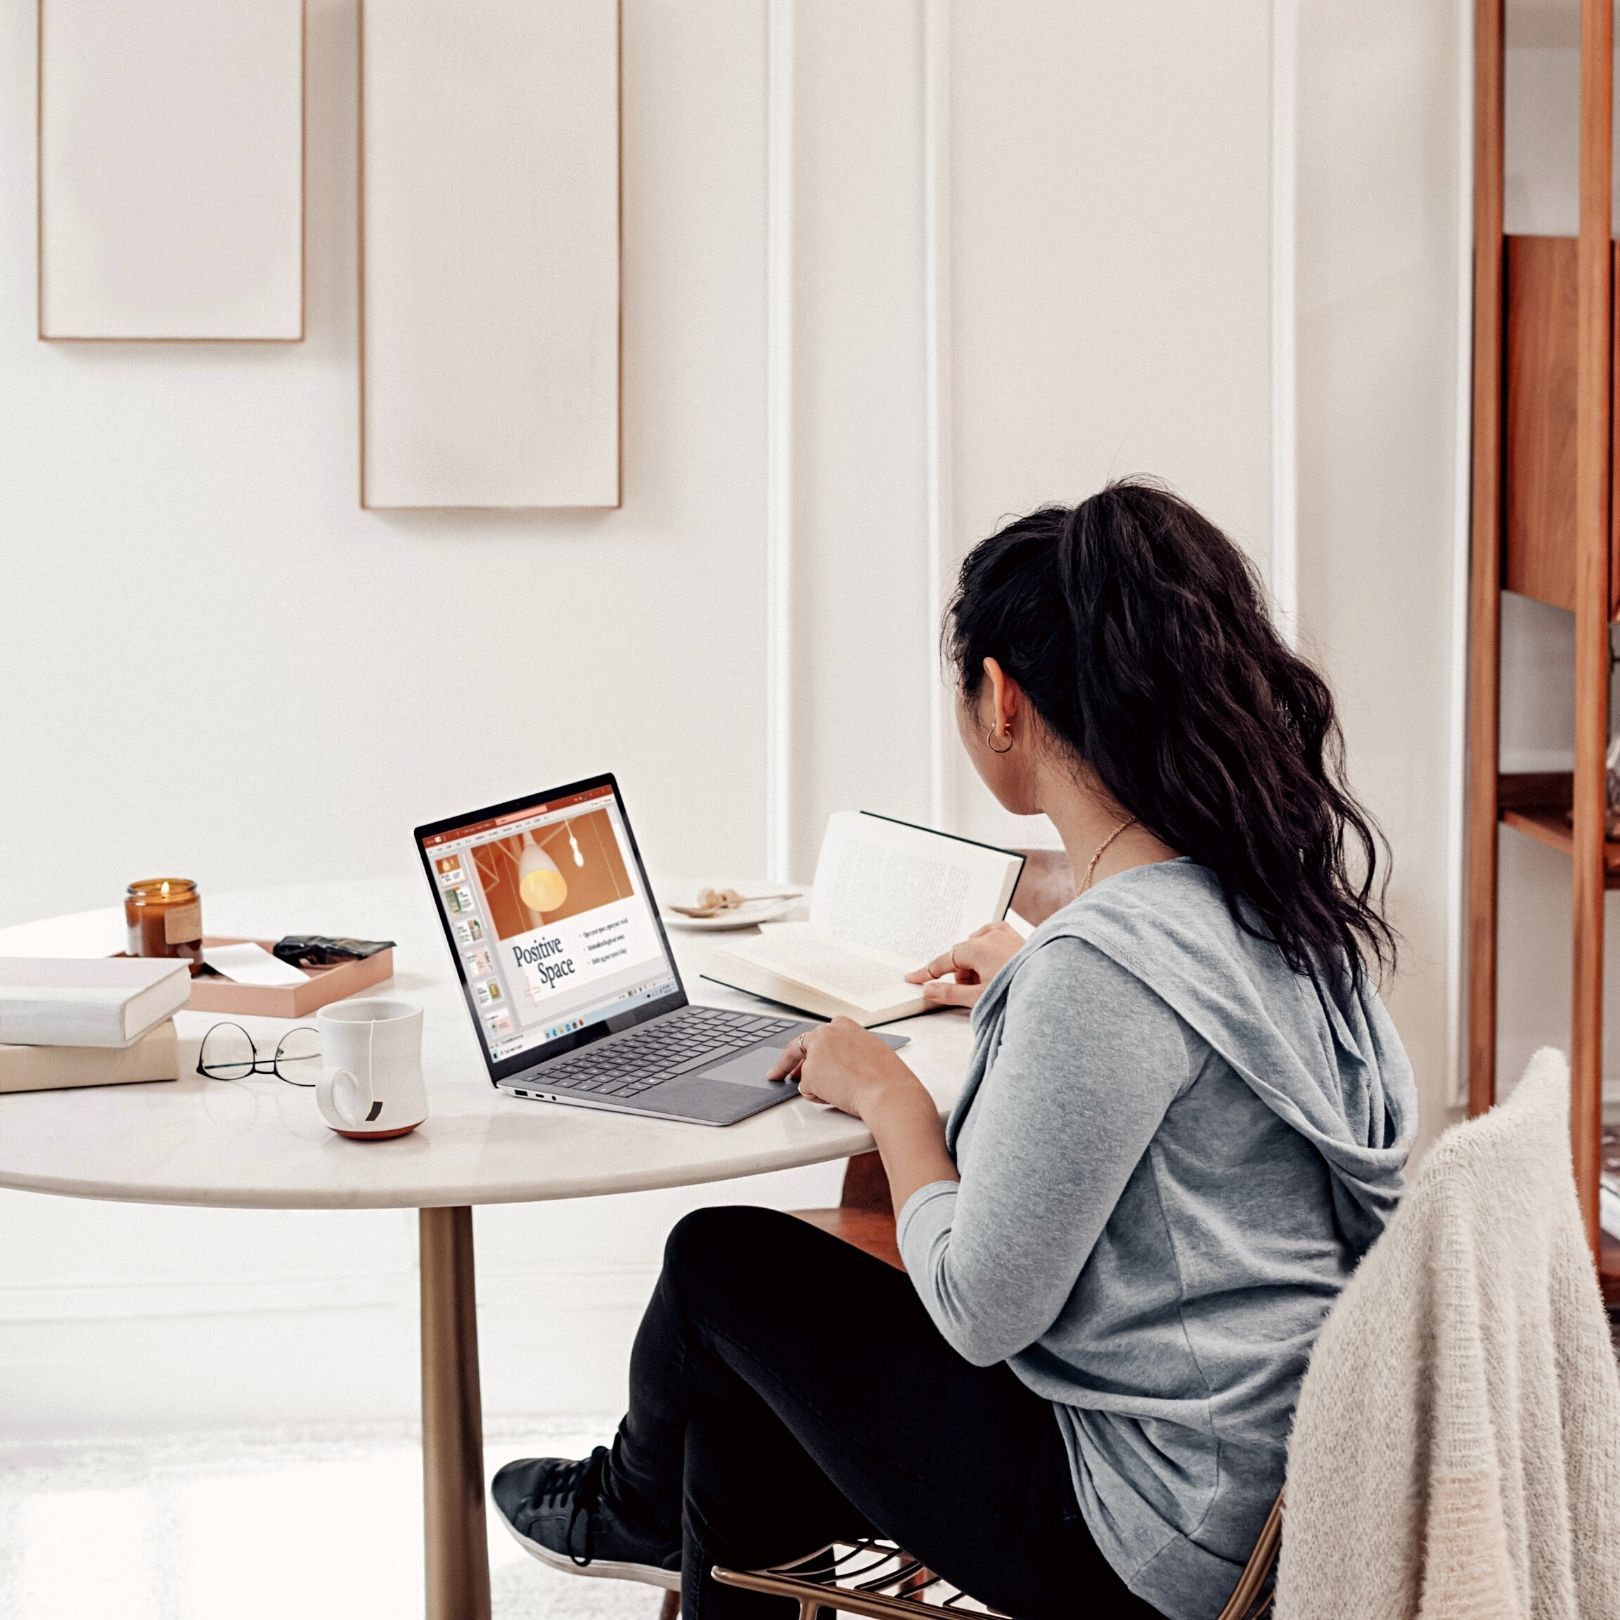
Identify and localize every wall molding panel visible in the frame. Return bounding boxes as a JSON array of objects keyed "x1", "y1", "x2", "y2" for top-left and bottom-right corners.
[
  {"x1": 37, "y1": 0, "x2": 305, "y2": 342},
  {"x1": 1269, "y1": 0, "x2": 1299, "y2": 644},
  {"x1": 765, "y1": 0, "x2": 937, "y2": 880},
  {"x1": 358, "y1": 0, "x2": 621, "y2": 510},
  {"x1": 764, "y1": 0, "x2": 797, "y2": 881},
  {"x1": 923, "y1": 0, "x2": 955, "y2": 833}
]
